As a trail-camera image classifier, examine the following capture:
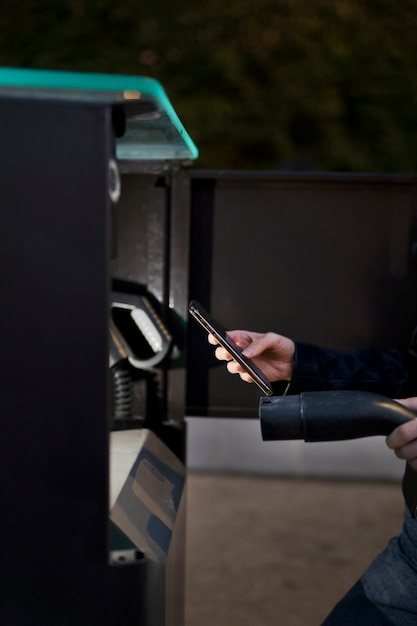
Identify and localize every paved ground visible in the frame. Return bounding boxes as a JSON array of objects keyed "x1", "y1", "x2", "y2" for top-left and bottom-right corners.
[{"x1": 185, "y1": 472, "x2": 404, "y2": 626}]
